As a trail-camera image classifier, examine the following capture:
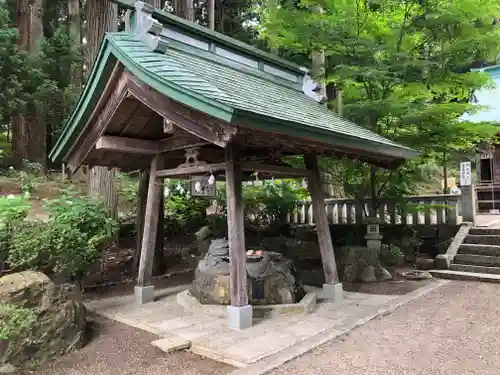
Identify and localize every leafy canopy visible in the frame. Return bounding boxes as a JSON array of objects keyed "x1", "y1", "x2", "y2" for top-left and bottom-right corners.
[{"x1": 261, "y1": 0, "x2": 500, "y2": 203}]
